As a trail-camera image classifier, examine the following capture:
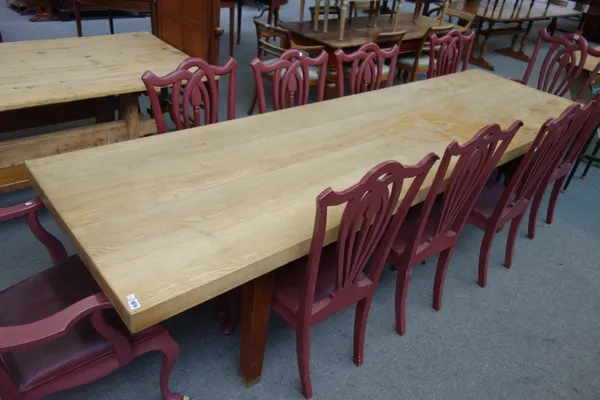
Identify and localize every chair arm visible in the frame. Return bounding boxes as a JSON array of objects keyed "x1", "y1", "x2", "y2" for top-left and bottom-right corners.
[
  {"x1": 0, "y1": 293, "x2": 112, "y2": 352},
  {"x1": 0, "y1": 197, "x2": 44, "y2": 222}
]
